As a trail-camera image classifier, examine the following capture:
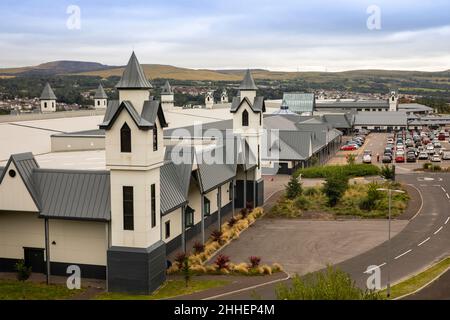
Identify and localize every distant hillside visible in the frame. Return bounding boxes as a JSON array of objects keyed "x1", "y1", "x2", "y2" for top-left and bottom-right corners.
[{"x1": 0, "y1": 61, "x2": 116, "y2": 76}]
